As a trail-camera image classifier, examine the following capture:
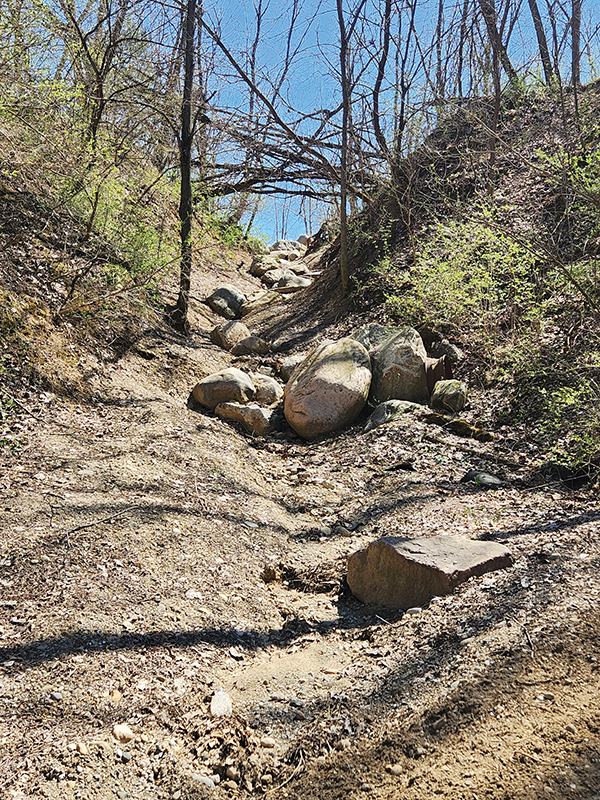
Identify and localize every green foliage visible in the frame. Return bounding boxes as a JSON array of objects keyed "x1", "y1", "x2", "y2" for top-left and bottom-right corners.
[
  {"x1": 384, "y1": 219, "x2": 538, "y2": 338},
  {"x1": 207, "y1": 215, "x2": 267, "y2": 254}
]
